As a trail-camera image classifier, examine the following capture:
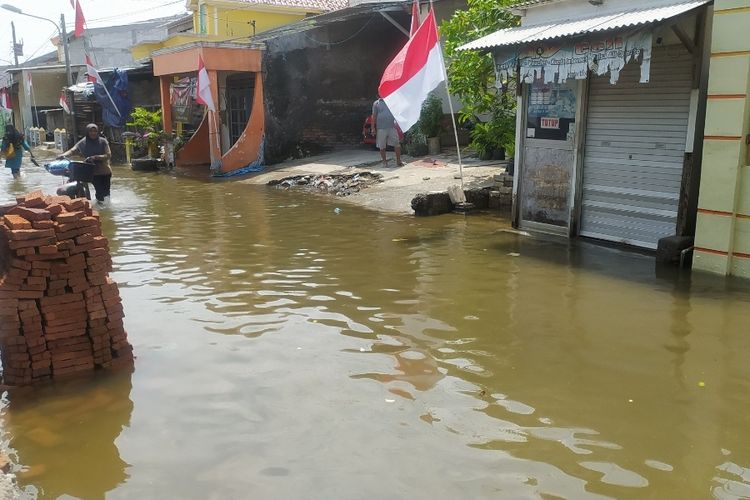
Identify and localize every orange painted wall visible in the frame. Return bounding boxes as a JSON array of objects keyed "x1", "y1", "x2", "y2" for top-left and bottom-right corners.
[
  {"x1": 153, "y1": 46, "x2": 262, "y2": 76},
  {"x1": 176, "y1": 113, "x2": 211, "y2": 167},
  {"x1": 219, "y1": 78, "x2": 265, "y2": 175}
]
